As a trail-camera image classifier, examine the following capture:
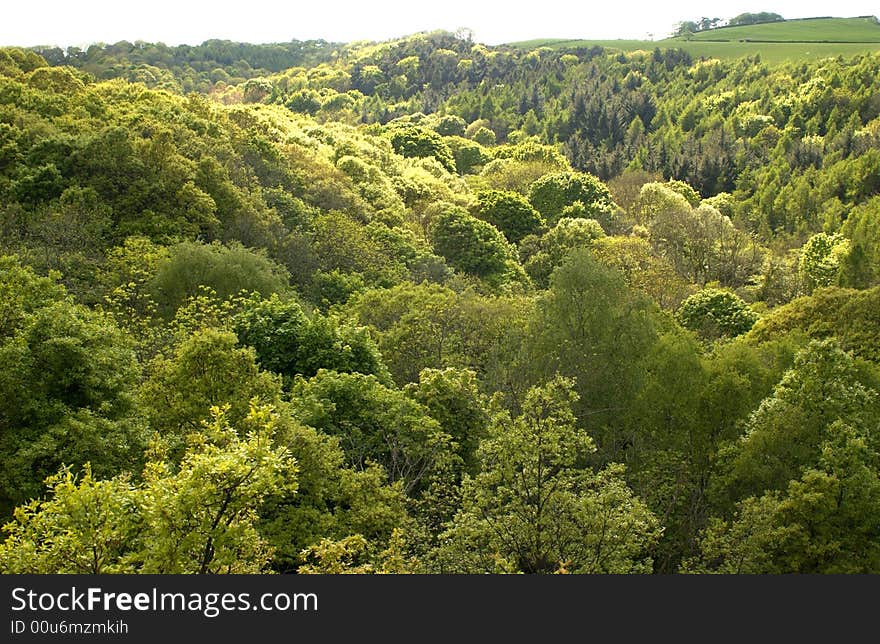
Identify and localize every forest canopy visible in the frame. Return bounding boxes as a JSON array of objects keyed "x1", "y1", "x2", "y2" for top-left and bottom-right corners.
[{"x1": 1, "y1": 23, "x2": 879, "y2": 574}]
